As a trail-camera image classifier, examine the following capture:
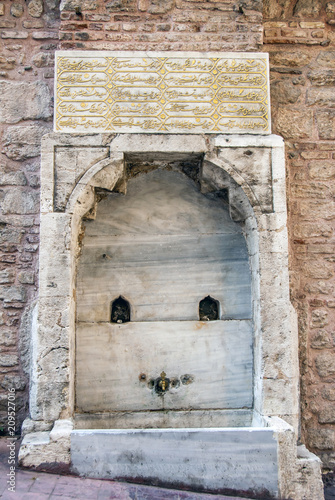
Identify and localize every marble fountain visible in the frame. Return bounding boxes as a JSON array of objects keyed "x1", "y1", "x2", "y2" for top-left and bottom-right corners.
[{"x1": 18, "y1": 51, "x2": 323, "y2": 499}]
